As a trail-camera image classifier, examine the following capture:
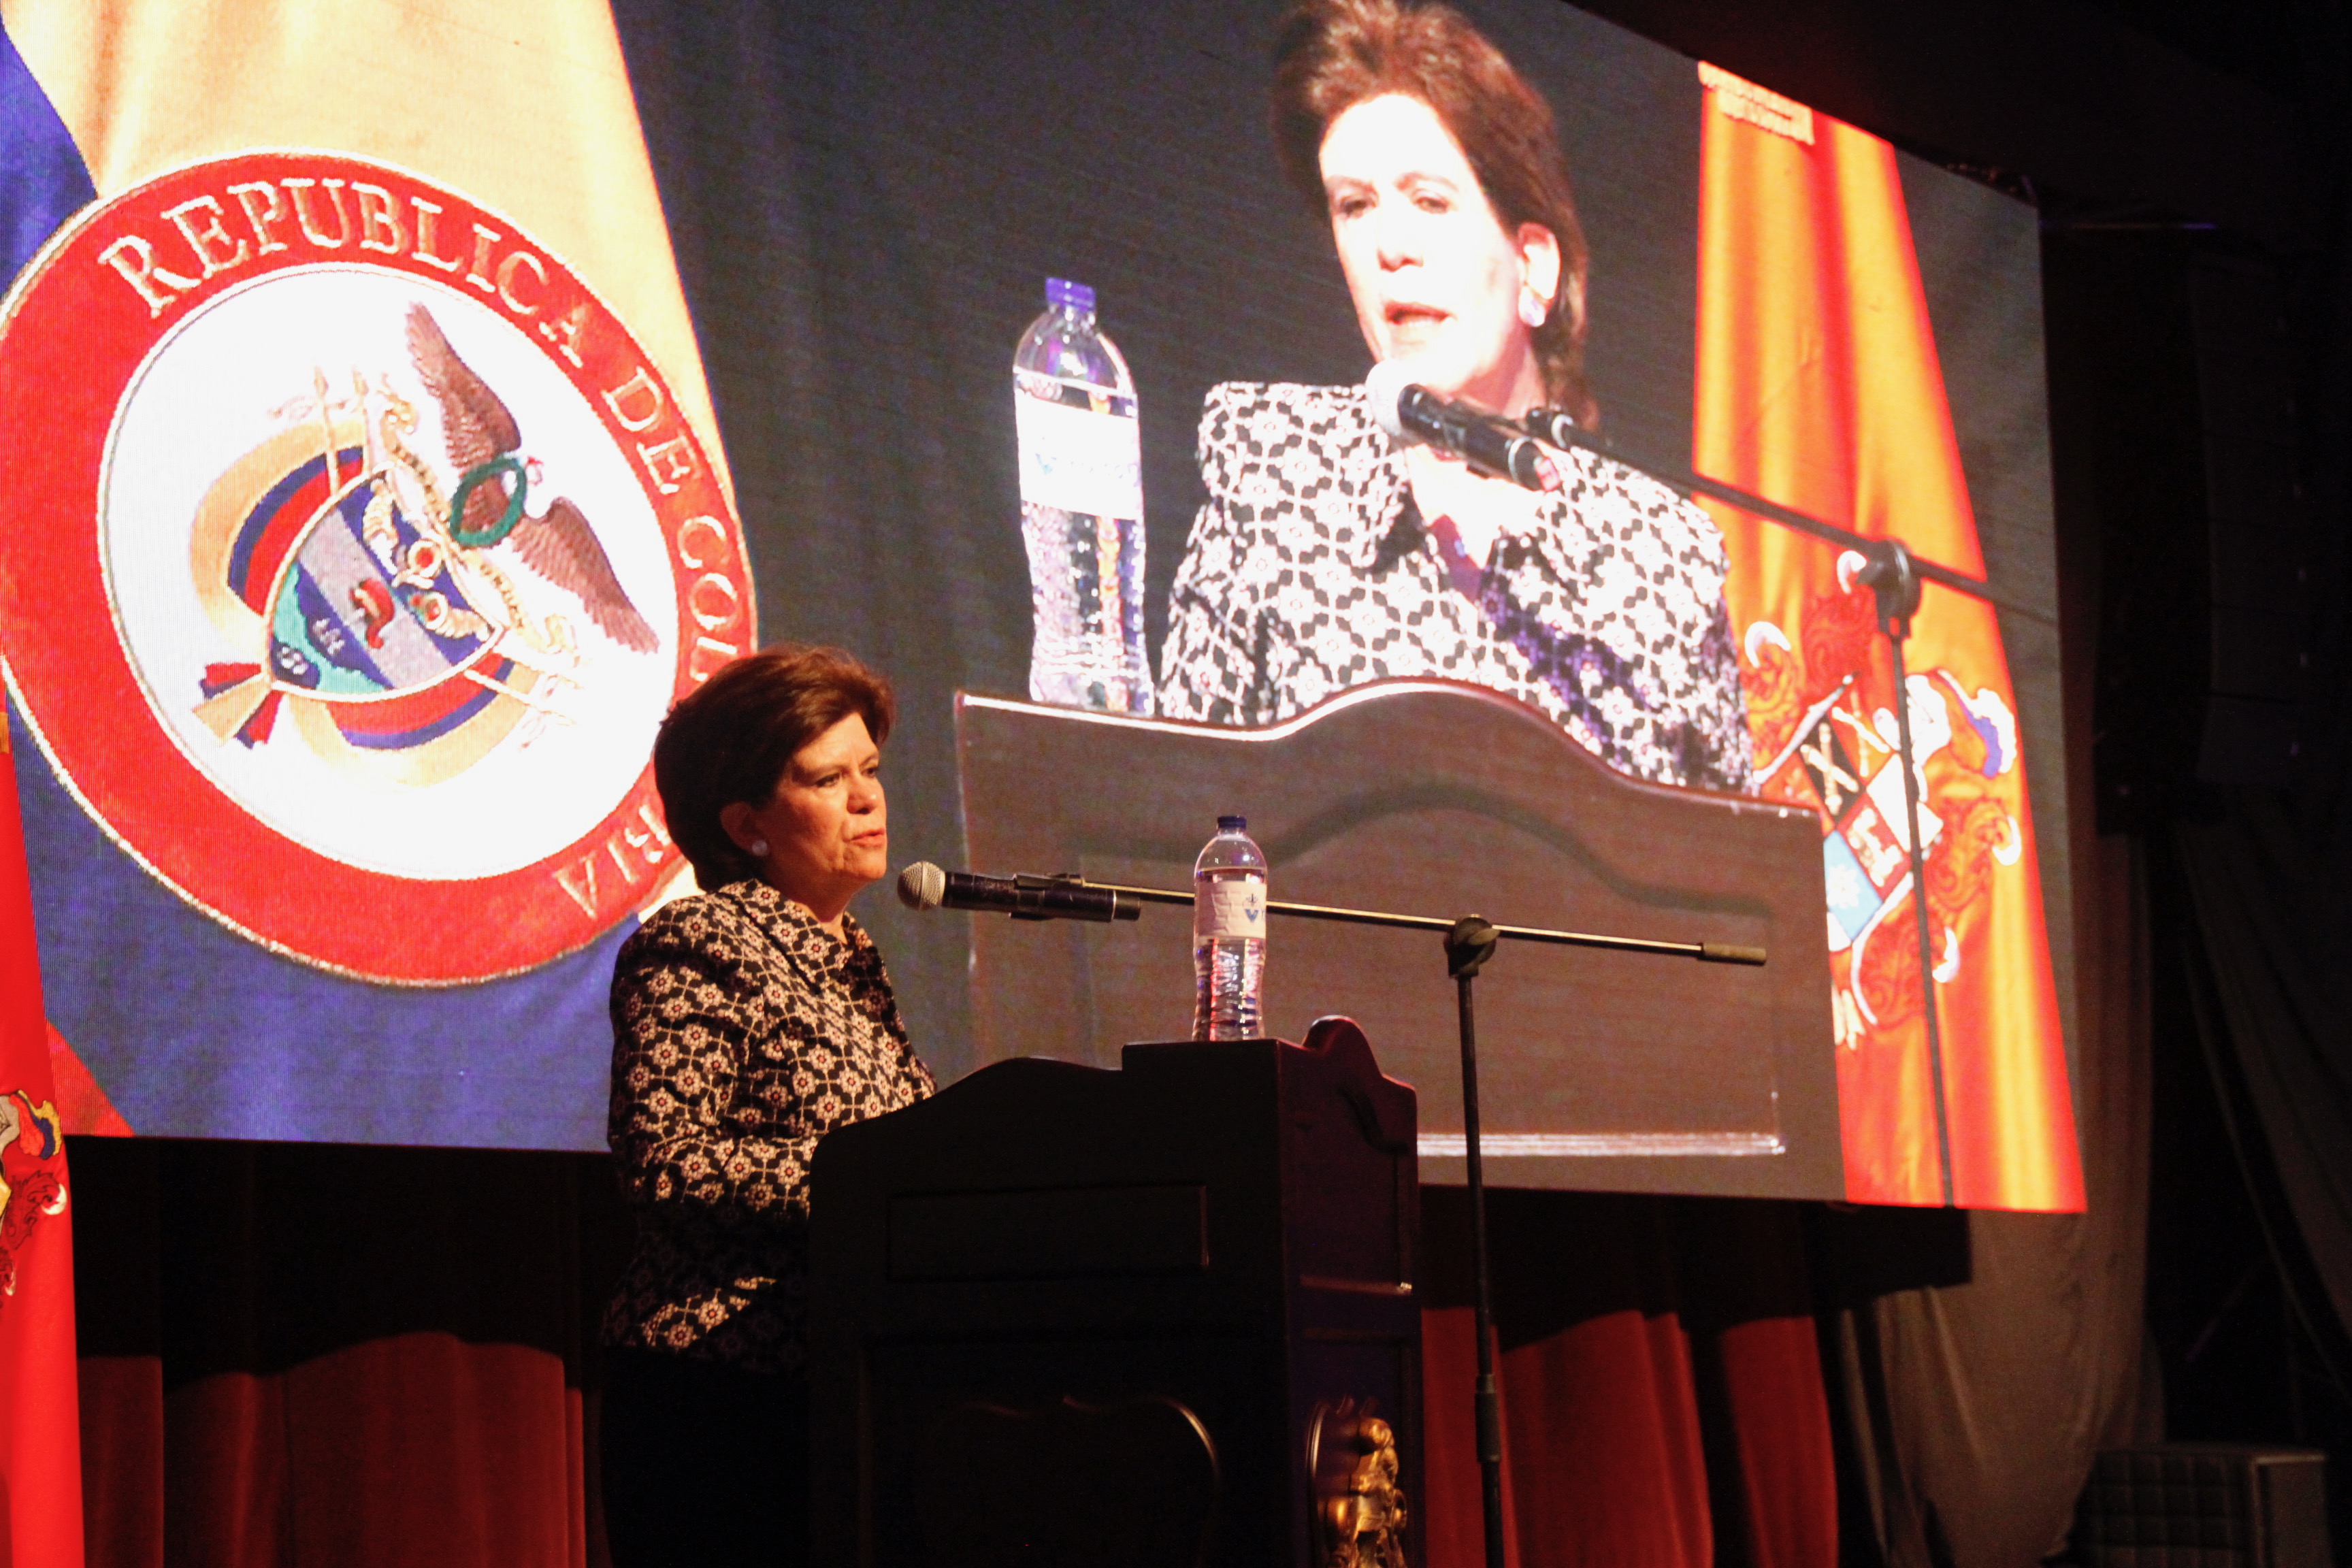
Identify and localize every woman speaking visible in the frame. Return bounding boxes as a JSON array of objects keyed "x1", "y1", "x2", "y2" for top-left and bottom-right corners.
[
  {"x1": 1158, "y1": 0, "x2": 1754, "y2": 794},
  {"x1": 599, "y1": 644, "x2": 934, "y2": 1567}
]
